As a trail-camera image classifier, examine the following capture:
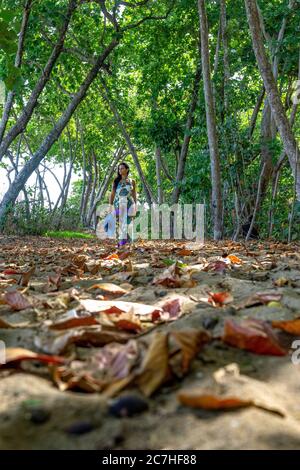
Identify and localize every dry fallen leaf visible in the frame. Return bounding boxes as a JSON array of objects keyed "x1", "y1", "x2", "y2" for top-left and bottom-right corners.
[
  {"x1": 178, "y1": 363, "x2": 285, "y2": 416},
  {"x1": 222, "y1": 318, "x2": 287, "y2": 356},
  {"x1": 272, "y1": 318, "x2": 300, "y2": 335},
  {"x1": 80, "y1": 299, "x2": 162, "y2": 320},
  {"x1": 208, "y1": 291, "x2": 233, "y2": 307},
  {"x1": 1, "y1": 347, "x2": 65, "y2": 367}
]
